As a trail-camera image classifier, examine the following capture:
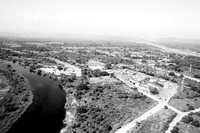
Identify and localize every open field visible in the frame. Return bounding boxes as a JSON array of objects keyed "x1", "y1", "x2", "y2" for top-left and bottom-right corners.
[
  {"x1": 169, "y1": 78, "x2": 200, "y2": 112},
  {"x1": 129, "y1": 107, "x2": 177, "y2": 133}
]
